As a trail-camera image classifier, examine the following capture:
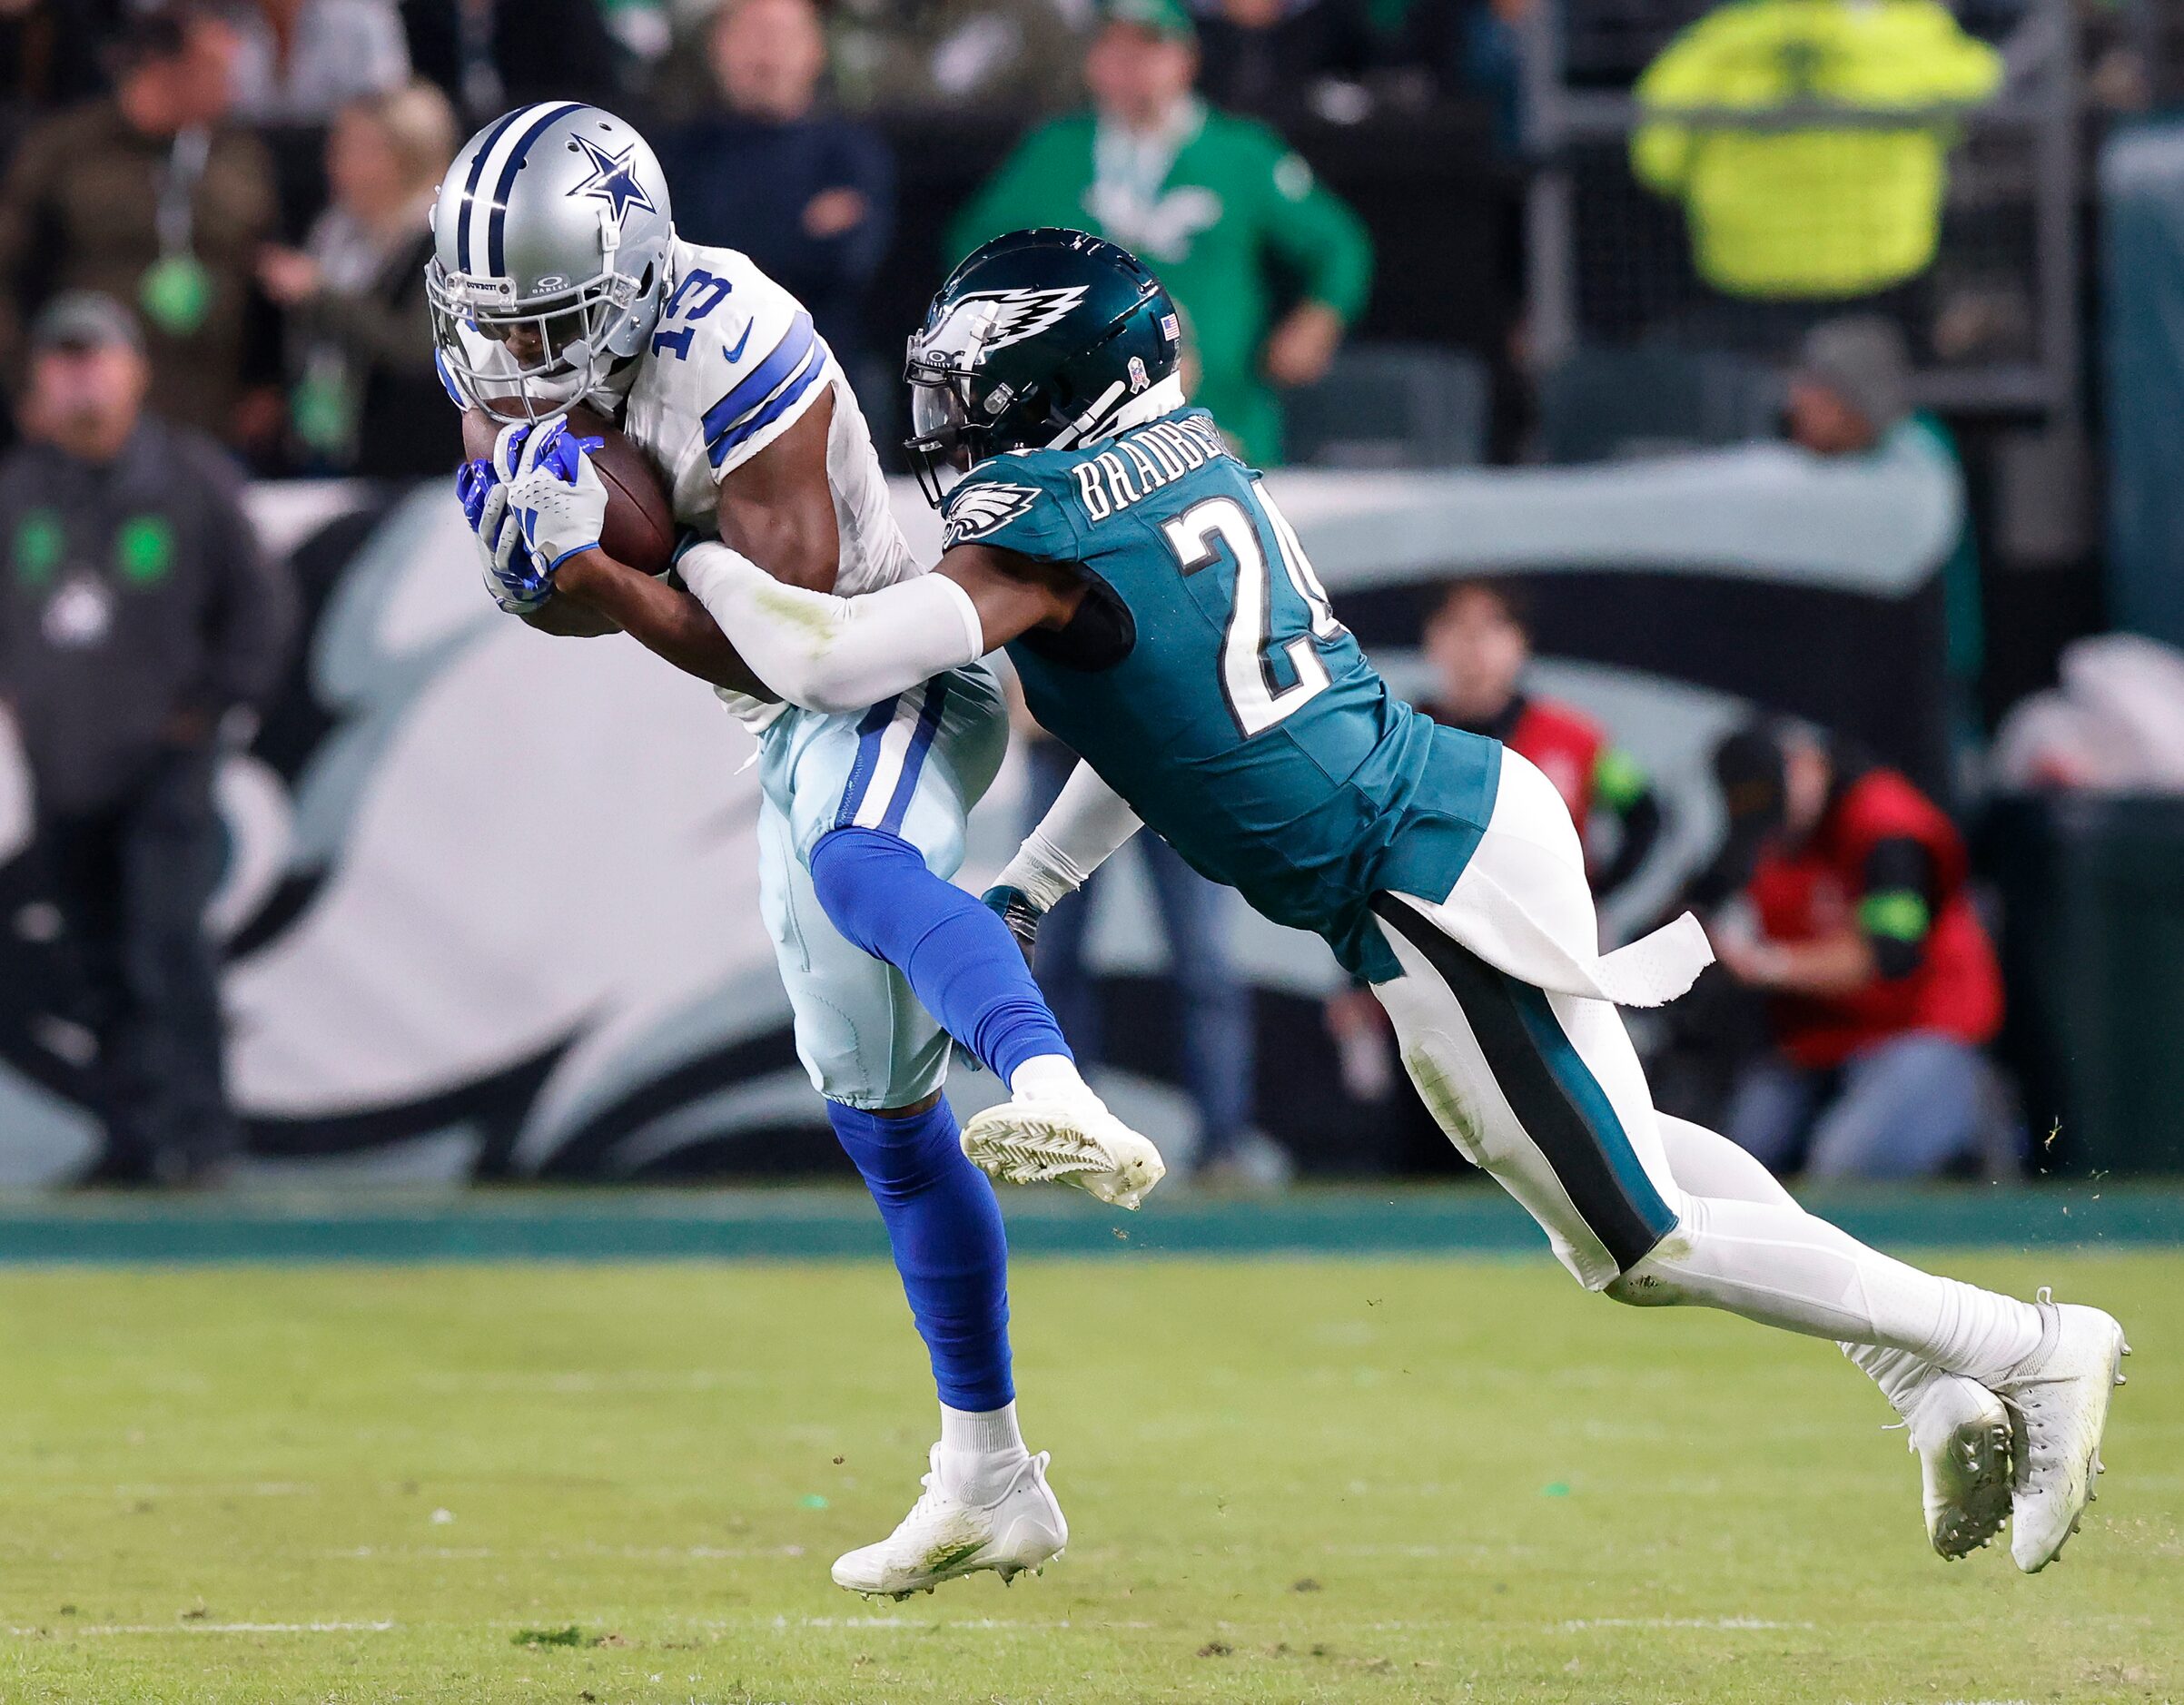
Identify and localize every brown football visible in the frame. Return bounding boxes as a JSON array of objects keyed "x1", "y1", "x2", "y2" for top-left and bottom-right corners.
[{"x1": 461, "y1": 403, "x2": 677, "y2": 577}]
